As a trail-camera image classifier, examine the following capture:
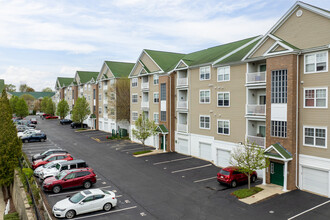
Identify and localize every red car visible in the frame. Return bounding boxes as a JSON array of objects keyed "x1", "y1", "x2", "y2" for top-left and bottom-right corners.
[
  {"x1": 32, "y1": 153, "x2": 73, "y2": 170},
  {"x1": 42, "y1": 168, "x2": 96, "y2": 193},
  {"x1": 45, "y1": 115, "x2": 59, "y2": 119},
  {"x1": 217, "y1": 166, "x2": 257, "y2": 187}
]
